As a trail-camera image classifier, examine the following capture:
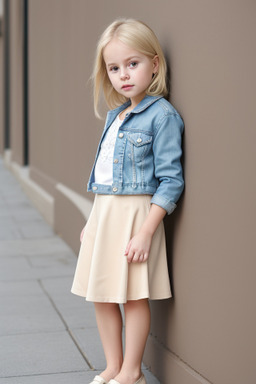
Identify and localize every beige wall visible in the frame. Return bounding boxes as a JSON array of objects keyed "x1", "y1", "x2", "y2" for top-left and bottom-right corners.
[
  {"x1": 0, "y1": 0, "x2": 4, "y2": 154},
  {"x1": 0, "y1": 16, "x2": 3, "y2": 154},
  {"x1": 0, "y1": 0, "x2": 24, "y2": 161},
  {"x1": 29, "y1": 0, "x2": 99, "y2": 196},
  {"x1": 3, "y1": 0, "x2": 256, "y2": 383},
  {"x1": 9, "y1": 0, "x2": 24, "y2": 164}
]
